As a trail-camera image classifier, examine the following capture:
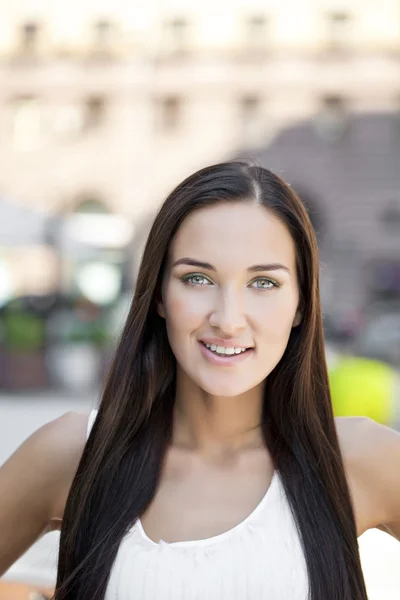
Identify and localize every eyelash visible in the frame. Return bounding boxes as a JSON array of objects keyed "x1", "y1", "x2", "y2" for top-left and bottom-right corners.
[{"x1": 180, "y1": 274, "x2": 280, "y2": 290}]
